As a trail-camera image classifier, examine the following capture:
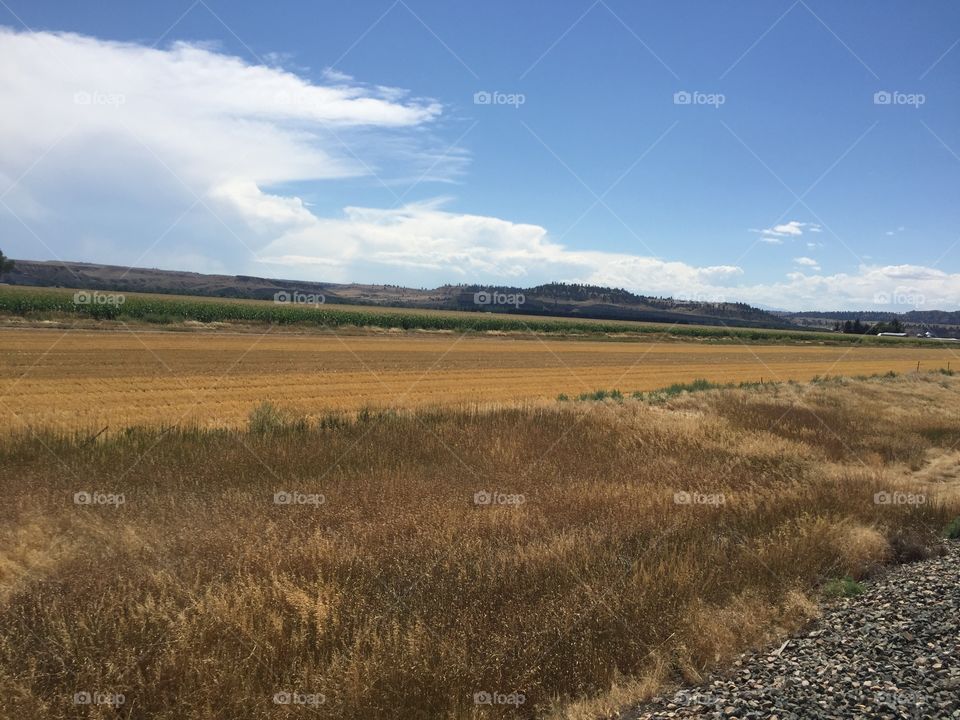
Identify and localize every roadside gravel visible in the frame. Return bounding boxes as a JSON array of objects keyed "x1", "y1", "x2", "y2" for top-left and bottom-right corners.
[{"x1": 624, "y1": 541, "x2": 960, "y2": 720}]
